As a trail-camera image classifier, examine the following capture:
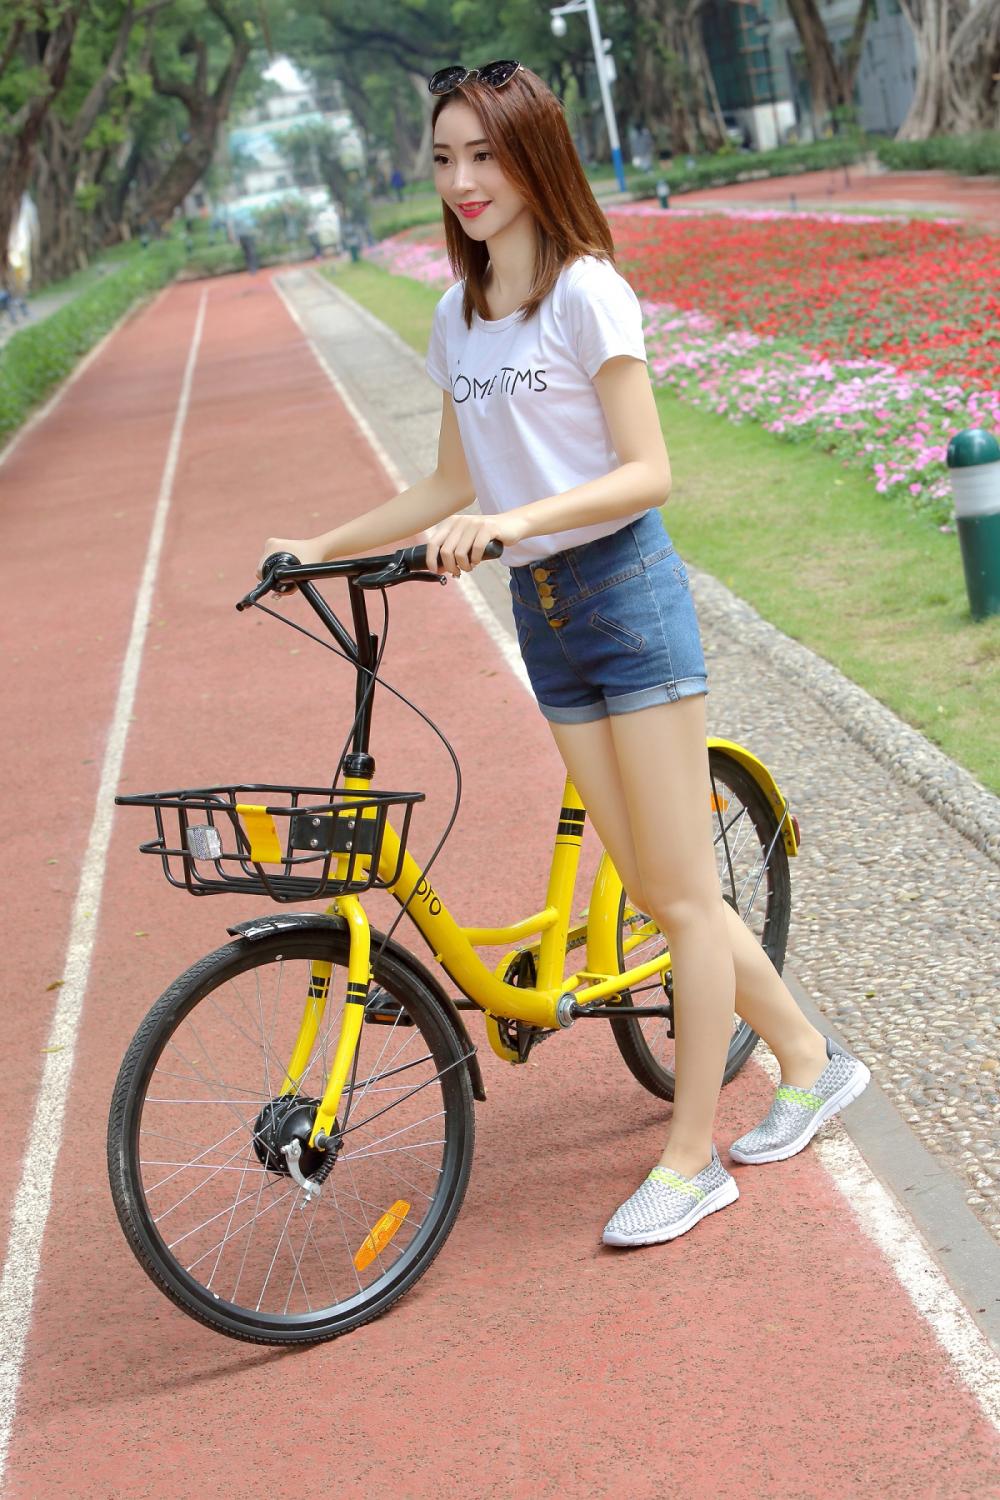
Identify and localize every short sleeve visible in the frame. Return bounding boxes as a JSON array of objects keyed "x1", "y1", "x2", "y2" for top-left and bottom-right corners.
[
  {"x1": 564, "y1": 260, "x2": 647, "y2": 379},
  {"x1": 425, "y1": 288, "x2": 454, "y2": 390}
]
